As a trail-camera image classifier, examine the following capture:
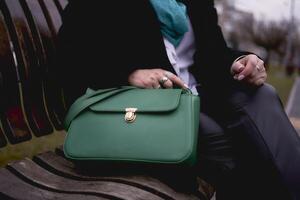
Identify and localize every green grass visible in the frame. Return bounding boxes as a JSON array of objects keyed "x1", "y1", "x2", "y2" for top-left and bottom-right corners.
[
  {"x1": 266, "y1": 66, "x2": 297, "y2": 106},
  {"x1": 0, "y1": 131, "x2": 66, "y2": 167},
  {"x1": 0, "y1": 66, "x2": 297, "y2": 167}
]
